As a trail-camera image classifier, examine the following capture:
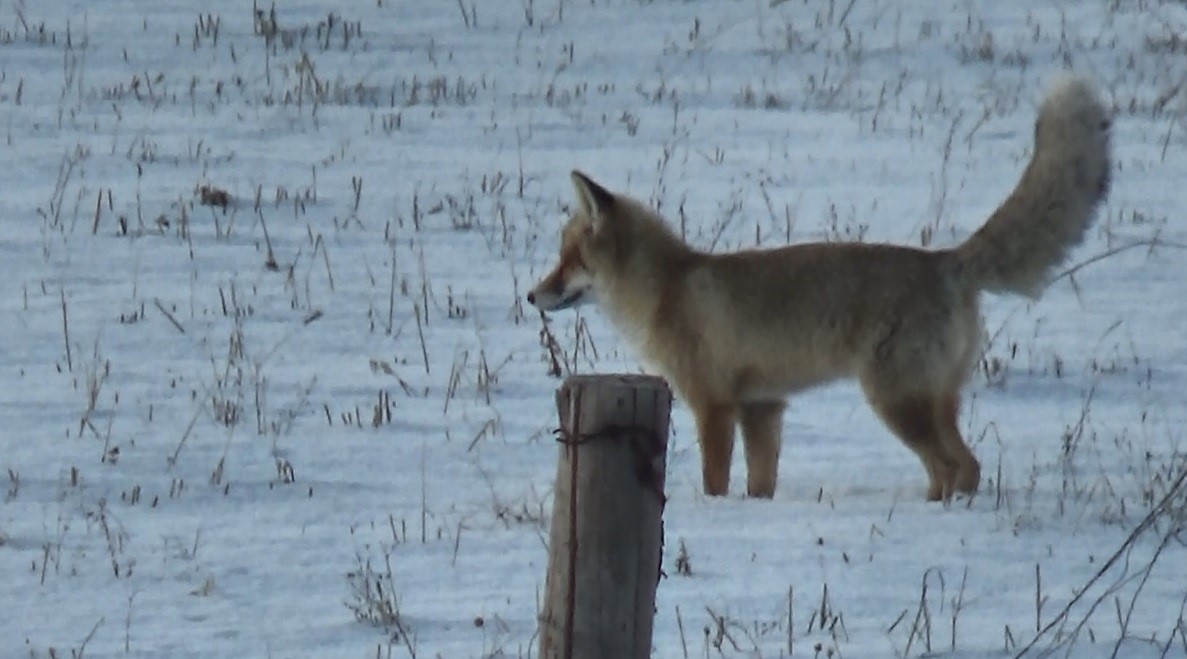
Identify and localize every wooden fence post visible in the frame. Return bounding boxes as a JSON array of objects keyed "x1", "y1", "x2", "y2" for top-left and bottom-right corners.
[{"x1": 538, "y1": 374, "x2": 672, "y2": 659}]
